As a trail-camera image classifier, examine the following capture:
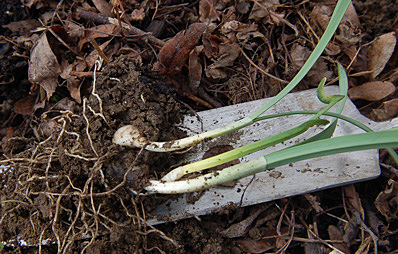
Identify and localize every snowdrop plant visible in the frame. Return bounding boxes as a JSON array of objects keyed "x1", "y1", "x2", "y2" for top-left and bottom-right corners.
[{"x1": 113, "y1": 0, "x2": 398, "y2": 194}]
